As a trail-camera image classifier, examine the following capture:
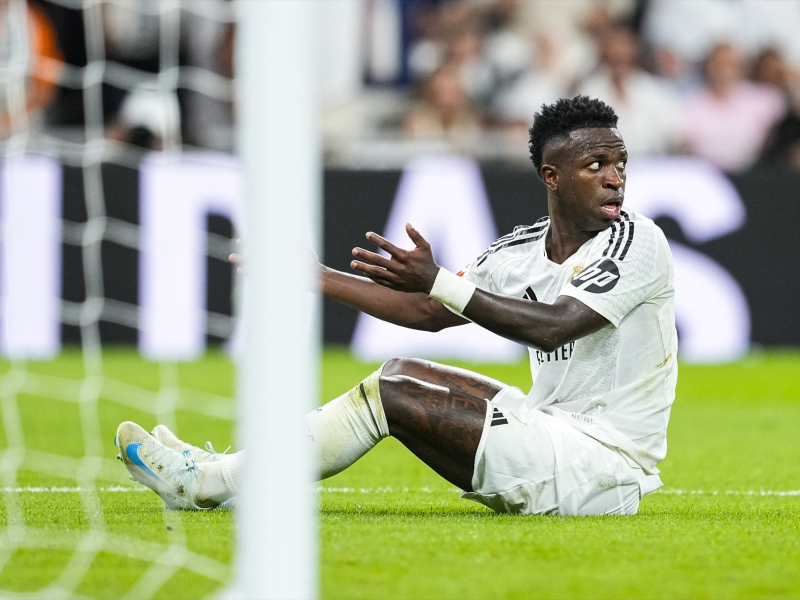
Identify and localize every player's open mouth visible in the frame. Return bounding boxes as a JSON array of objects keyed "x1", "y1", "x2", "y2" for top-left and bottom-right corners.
[{"x1": 601, "y1": 202, "x2": 621, "y2": 219}]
